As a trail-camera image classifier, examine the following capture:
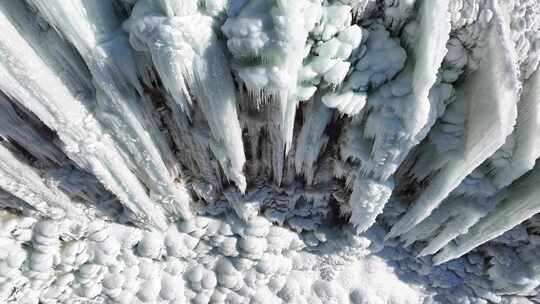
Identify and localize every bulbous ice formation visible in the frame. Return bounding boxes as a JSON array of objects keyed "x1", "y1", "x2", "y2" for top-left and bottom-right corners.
[{"x1": 0, "y1": 0, "x2": 539, "y2": 303}]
